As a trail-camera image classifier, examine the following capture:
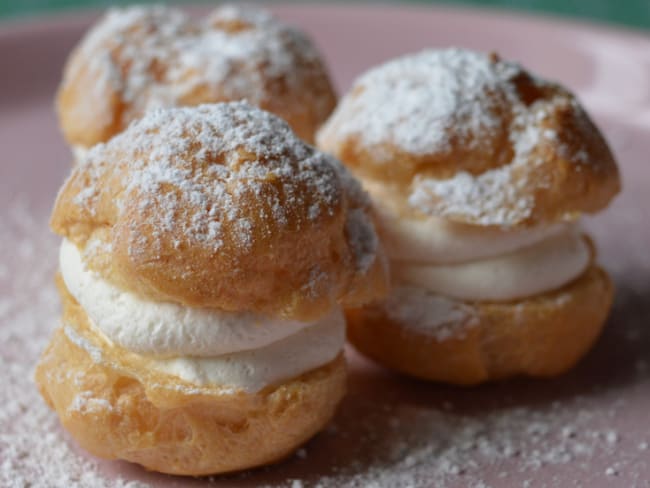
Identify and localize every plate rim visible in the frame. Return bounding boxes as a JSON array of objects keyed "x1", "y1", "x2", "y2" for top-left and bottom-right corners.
[{"x1": 0, "y1": 2, "x2": 648, "y2": 45}]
